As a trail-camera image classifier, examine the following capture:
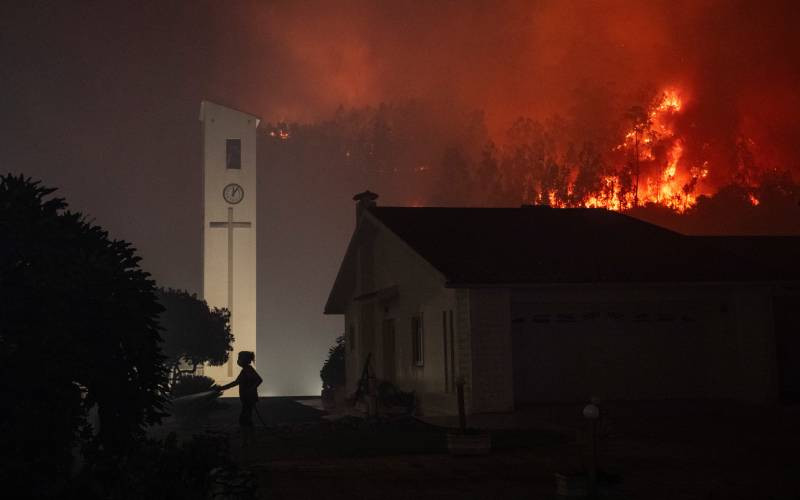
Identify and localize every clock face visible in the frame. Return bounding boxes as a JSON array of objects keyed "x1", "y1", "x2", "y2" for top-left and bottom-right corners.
[{"x1": 222, "y1": 183, "x2": 244, "y2": 204}]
